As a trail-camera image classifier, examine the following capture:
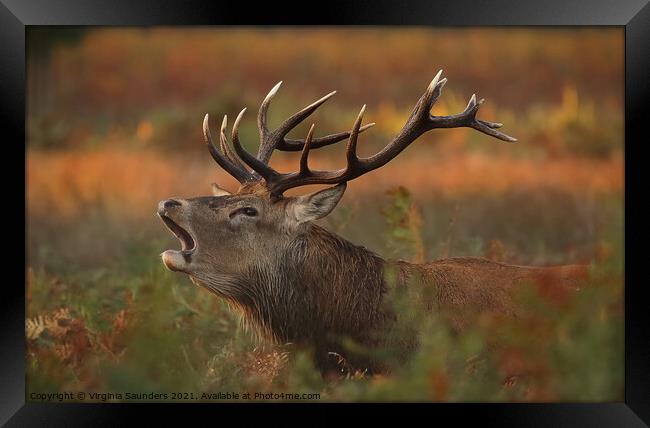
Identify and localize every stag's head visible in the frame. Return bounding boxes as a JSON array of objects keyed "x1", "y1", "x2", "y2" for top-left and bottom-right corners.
[
  {"x1": 157, "y1": 180, "x2": 347, "y2": 280},
  {"x1": 158, "y1": 71, "x2": 516, "y2": 296}
]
